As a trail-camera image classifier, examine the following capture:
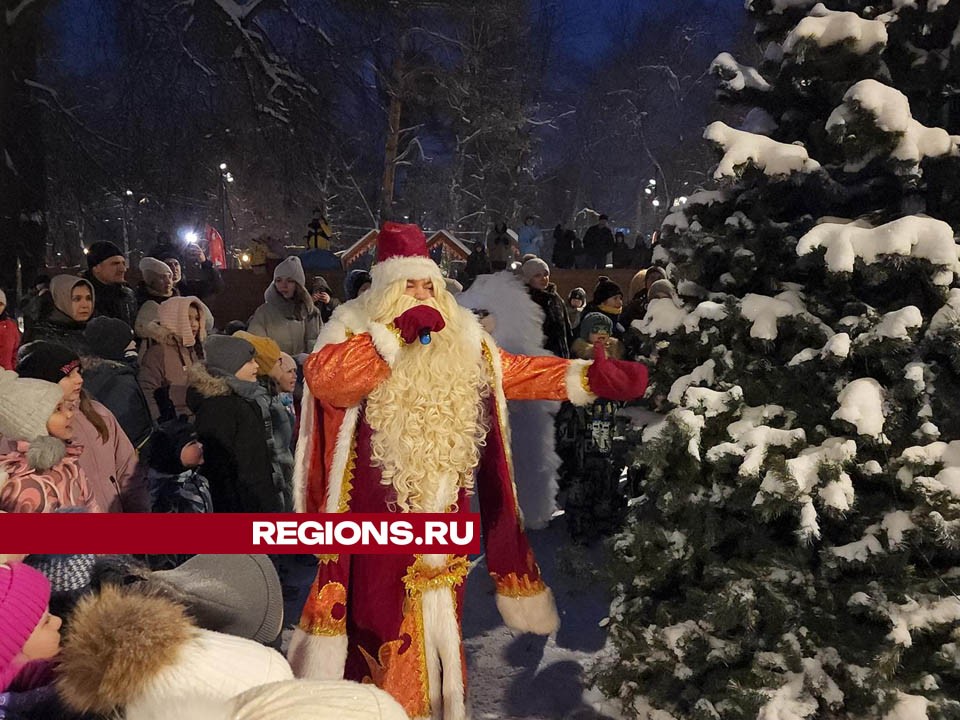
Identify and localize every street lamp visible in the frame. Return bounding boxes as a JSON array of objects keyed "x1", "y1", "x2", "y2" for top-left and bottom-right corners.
[
  {"x1": 652, "y1": 198, "x2": 661, "y2": 208},
  {"x1": 648, "y1": 178, "x2": 657, "y2": 186},
  {"x1": 218, "y1": 163, "x2": 234, "y2": 263}
]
